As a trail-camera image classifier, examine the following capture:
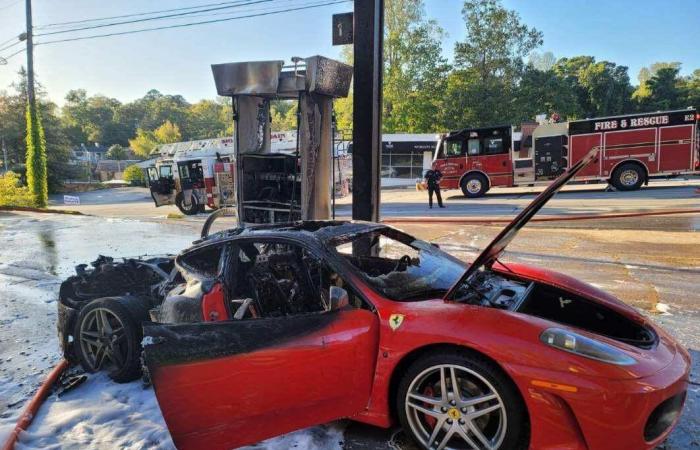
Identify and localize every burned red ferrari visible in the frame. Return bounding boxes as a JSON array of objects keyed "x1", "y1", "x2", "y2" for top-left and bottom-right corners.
[{"x1": 57, "y1": 148, "x2": 689, "y2": 450}]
